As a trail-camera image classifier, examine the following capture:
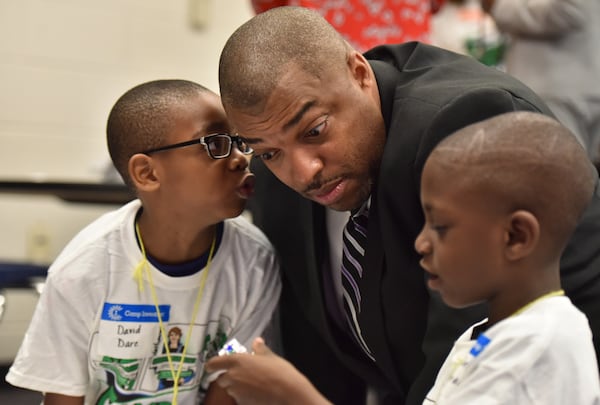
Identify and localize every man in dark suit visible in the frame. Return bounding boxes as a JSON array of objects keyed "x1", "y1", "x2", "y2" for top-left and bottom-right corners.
[{"x1": 212, "y1": 6, "x2": 600, "y2": 405}]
